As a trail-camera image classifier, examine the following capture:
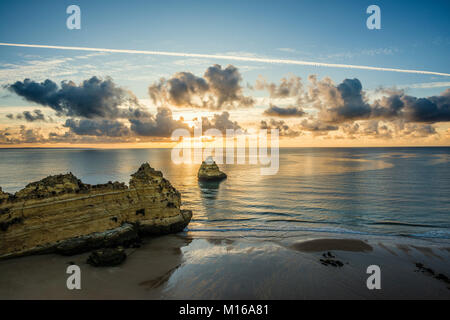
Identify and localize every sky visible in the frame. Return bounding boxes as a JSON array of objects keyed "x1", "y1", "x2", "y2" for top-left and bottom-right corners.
[{"x1": 0, "y1": 0, "x2": 449, "y2": 147}]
